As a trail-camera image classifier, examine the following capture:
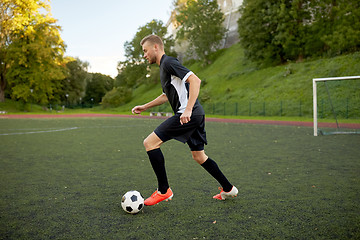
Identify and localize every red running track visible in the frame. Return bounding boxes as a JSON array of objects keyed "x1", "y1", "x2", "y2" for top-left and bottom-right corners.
[{"x1": 1, "y1": 113, "x2": 359, "y2": 129}]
